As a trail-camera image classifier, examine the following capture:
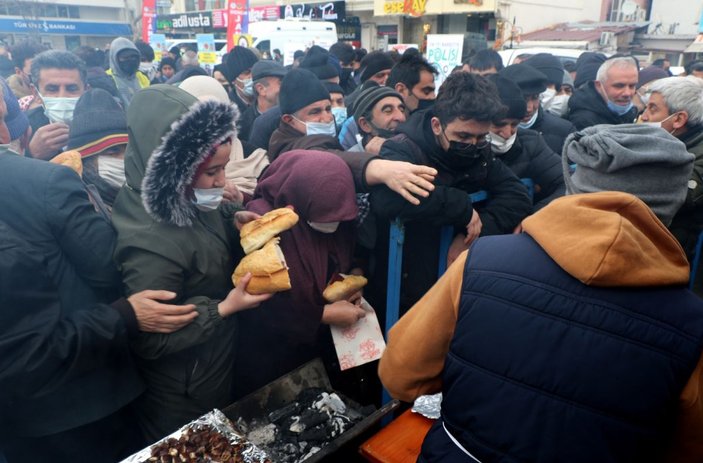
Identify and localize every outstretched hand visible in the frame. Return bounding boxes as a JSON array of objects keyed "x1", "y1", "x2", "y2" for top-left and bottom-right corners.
[
  {"x1": 128, "y1": 290, "x2": 198, "y2": 333},
  {"x1": 367, "y1": 159, "x2": 437, "y2": 205},
  {"x1": 218, "y1": 272, "x2": 272, "y2": 317}
]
